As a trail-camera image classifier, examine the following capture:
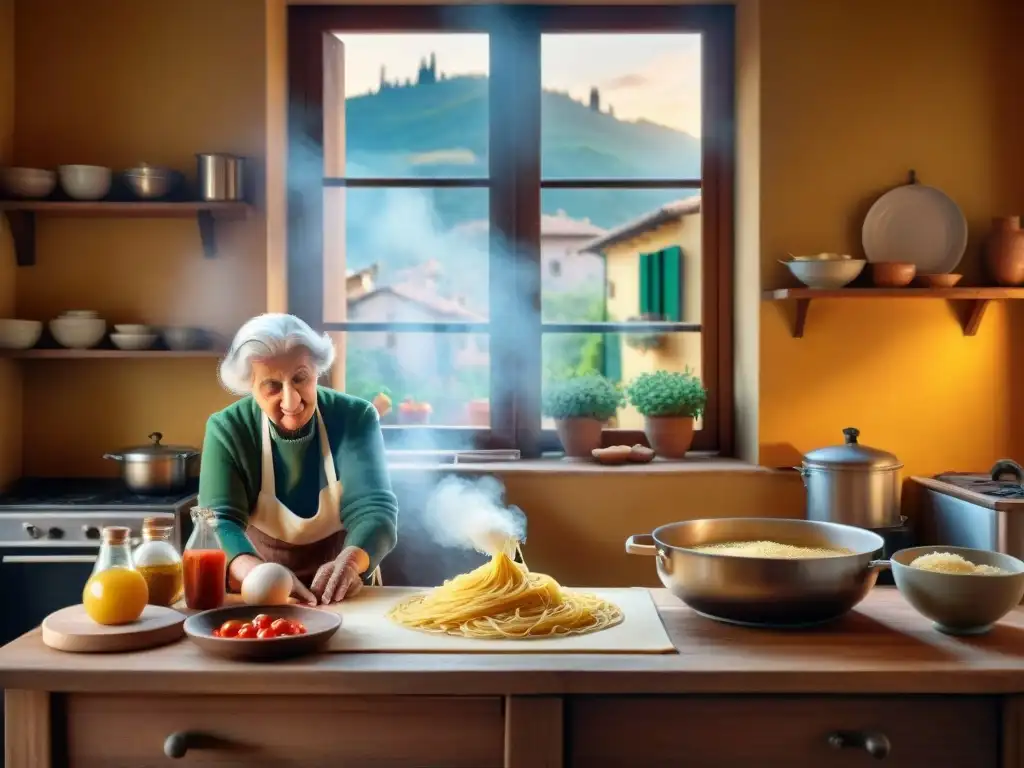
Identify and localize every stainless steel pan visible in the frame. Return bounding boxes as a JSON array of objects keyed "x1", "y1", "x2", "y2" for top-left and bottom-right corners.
[{"x1": 626, "y1": 518, "x2": 886, "y2": 628}]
